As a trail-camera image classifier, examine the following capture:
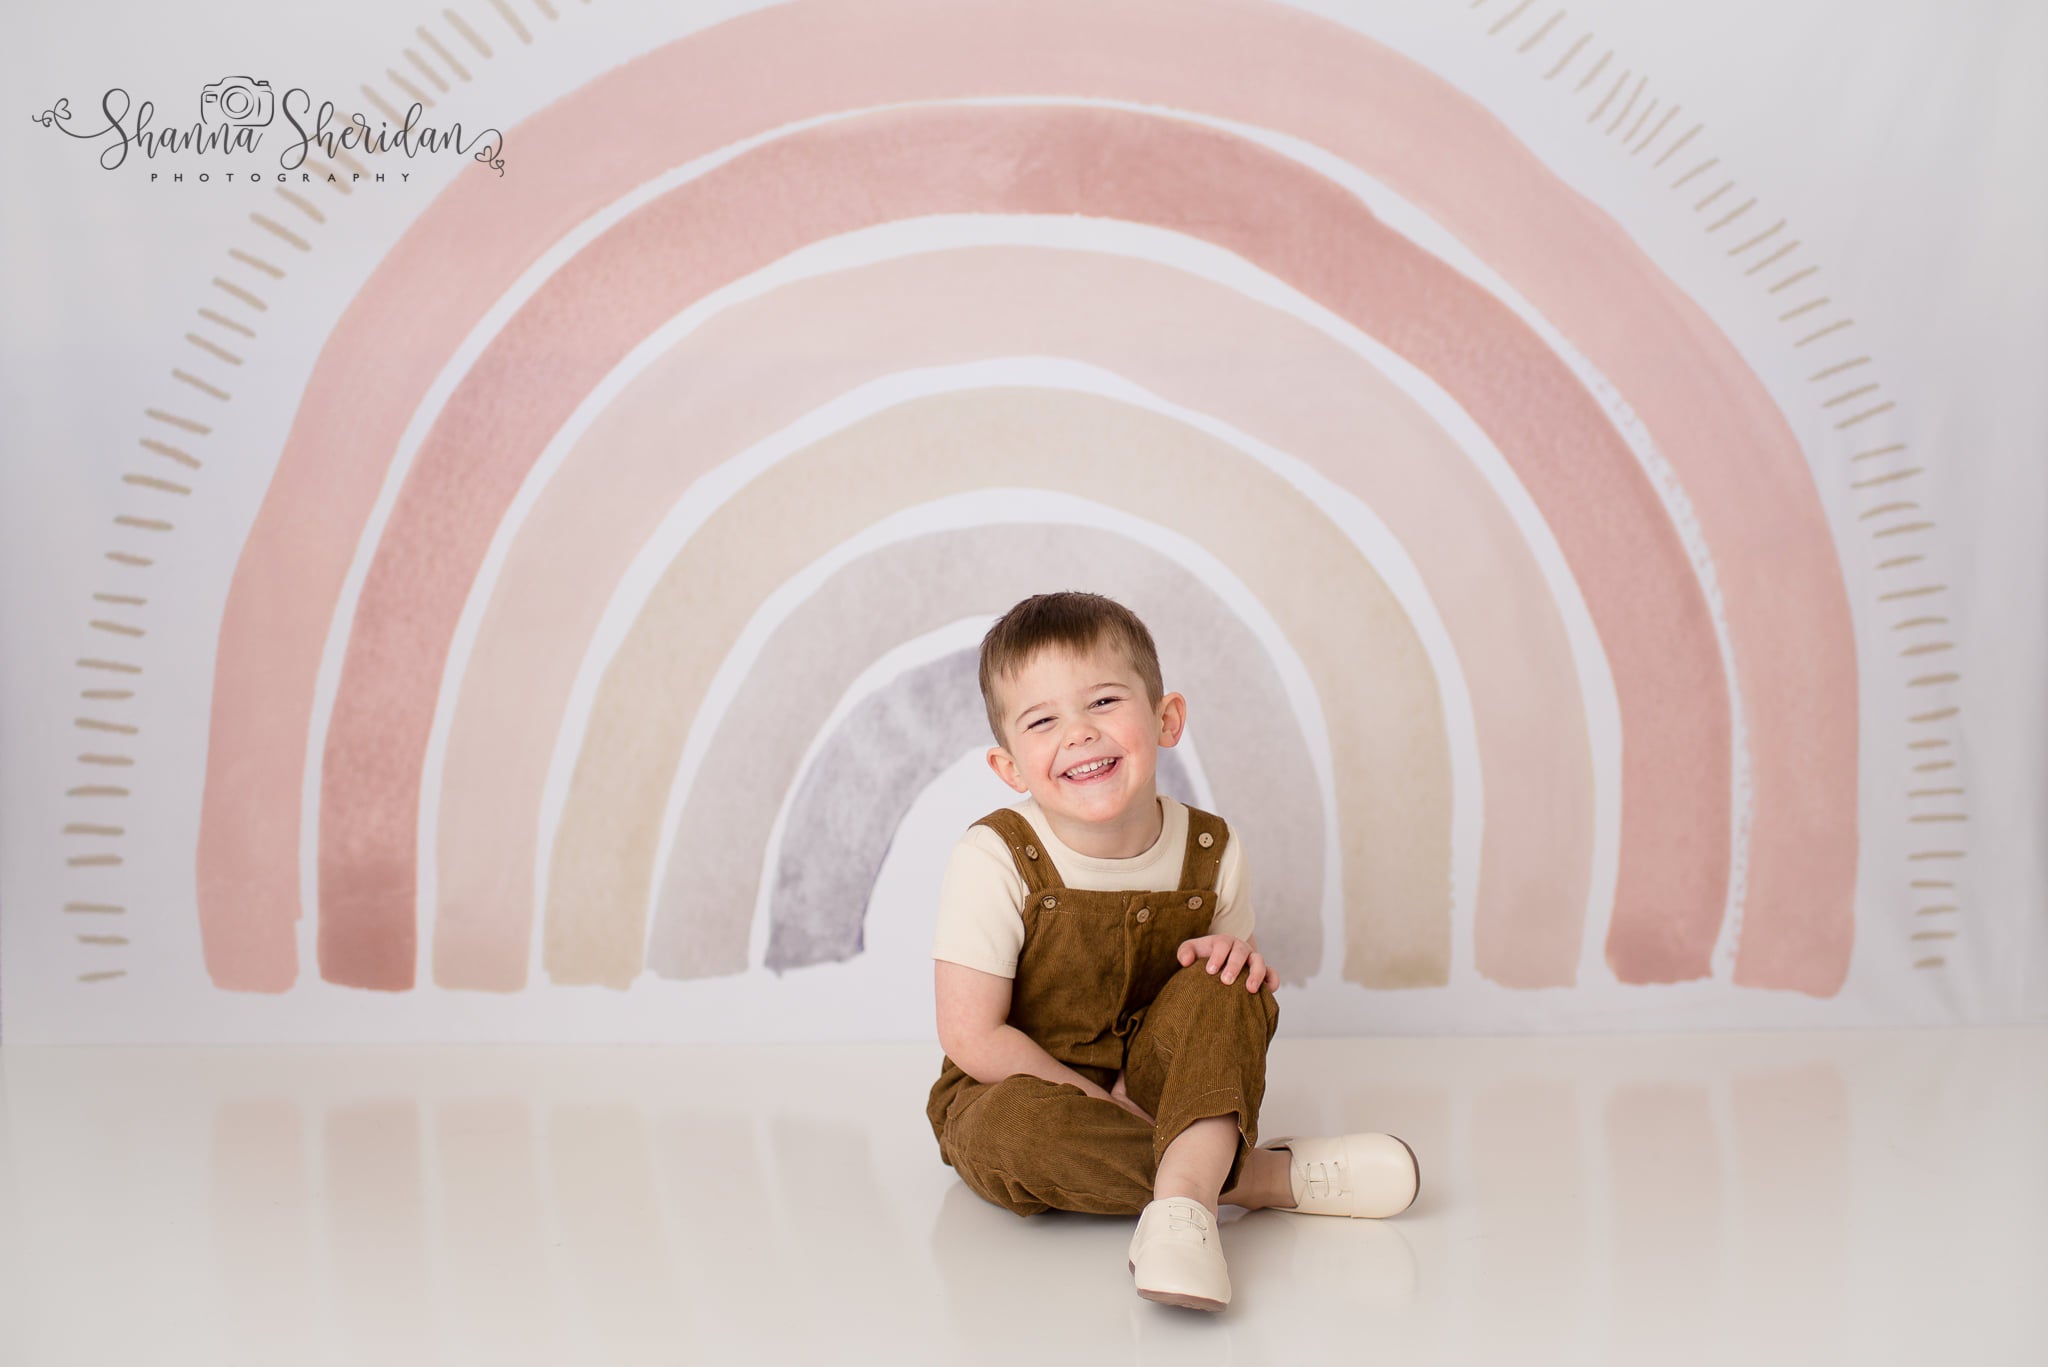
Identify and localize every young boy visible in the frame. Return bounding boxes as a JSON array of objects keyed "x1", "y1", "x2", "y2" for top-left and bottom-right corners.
[{"x1": 926, "y1": 591, "x2": 1420, "y2": 1312}]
